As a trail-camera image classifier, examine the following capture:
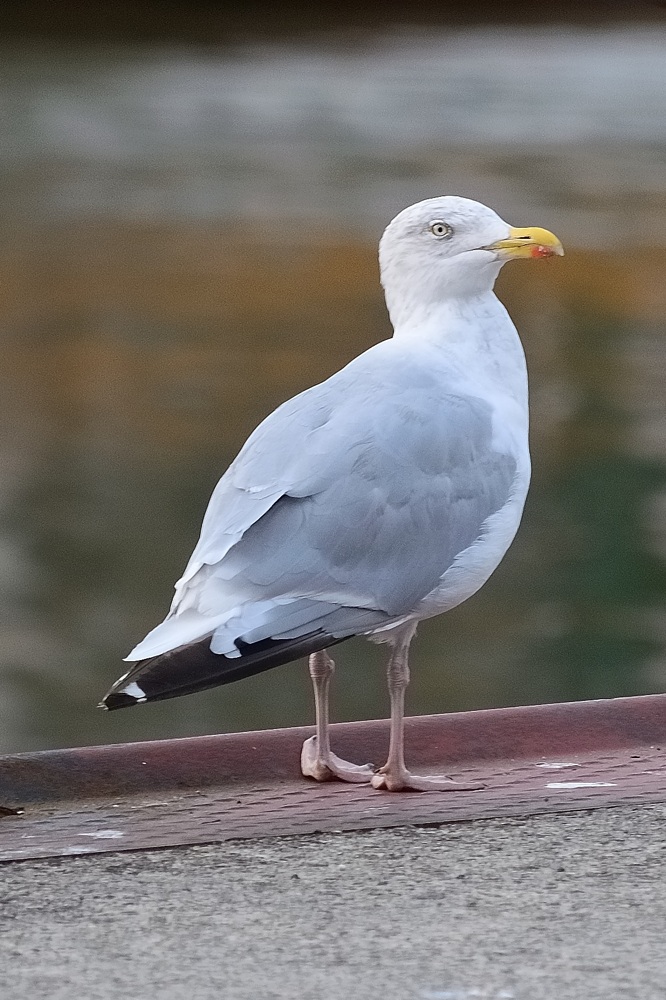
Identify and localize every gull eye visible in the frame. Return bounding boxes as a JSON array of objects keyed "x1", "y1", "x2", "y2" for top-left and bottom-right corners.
[{"x1": 429, "y1": 220, "x2": 453, "y2": 239}]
